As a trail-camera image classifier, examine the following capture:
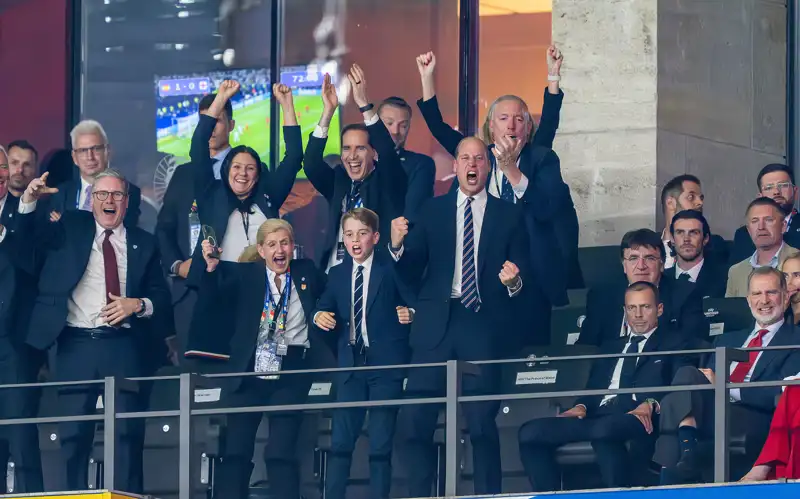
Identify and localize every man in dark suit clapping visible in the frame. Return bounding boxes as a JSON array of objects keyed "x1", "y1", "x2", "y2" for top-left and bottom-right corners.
[{"x1": 389, "y1": 136, "x2": 530, "y2": 496}]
